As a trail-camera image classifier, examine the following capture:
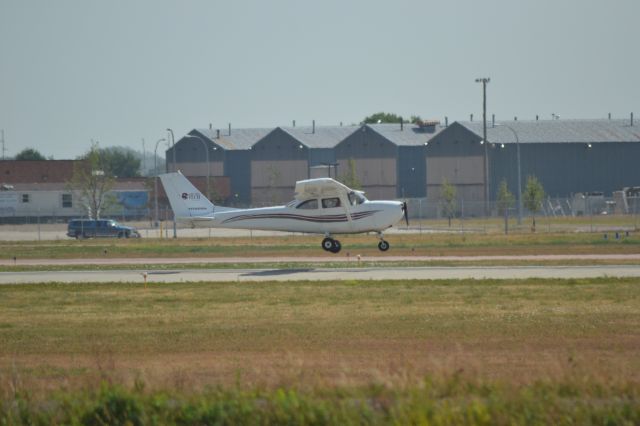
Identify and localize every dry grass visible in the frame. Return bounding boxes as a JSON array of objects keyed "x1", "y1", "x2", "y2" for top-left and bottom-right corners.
[{"x1": 1, "y1": 278, "x2": 639, "y2": 394}]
